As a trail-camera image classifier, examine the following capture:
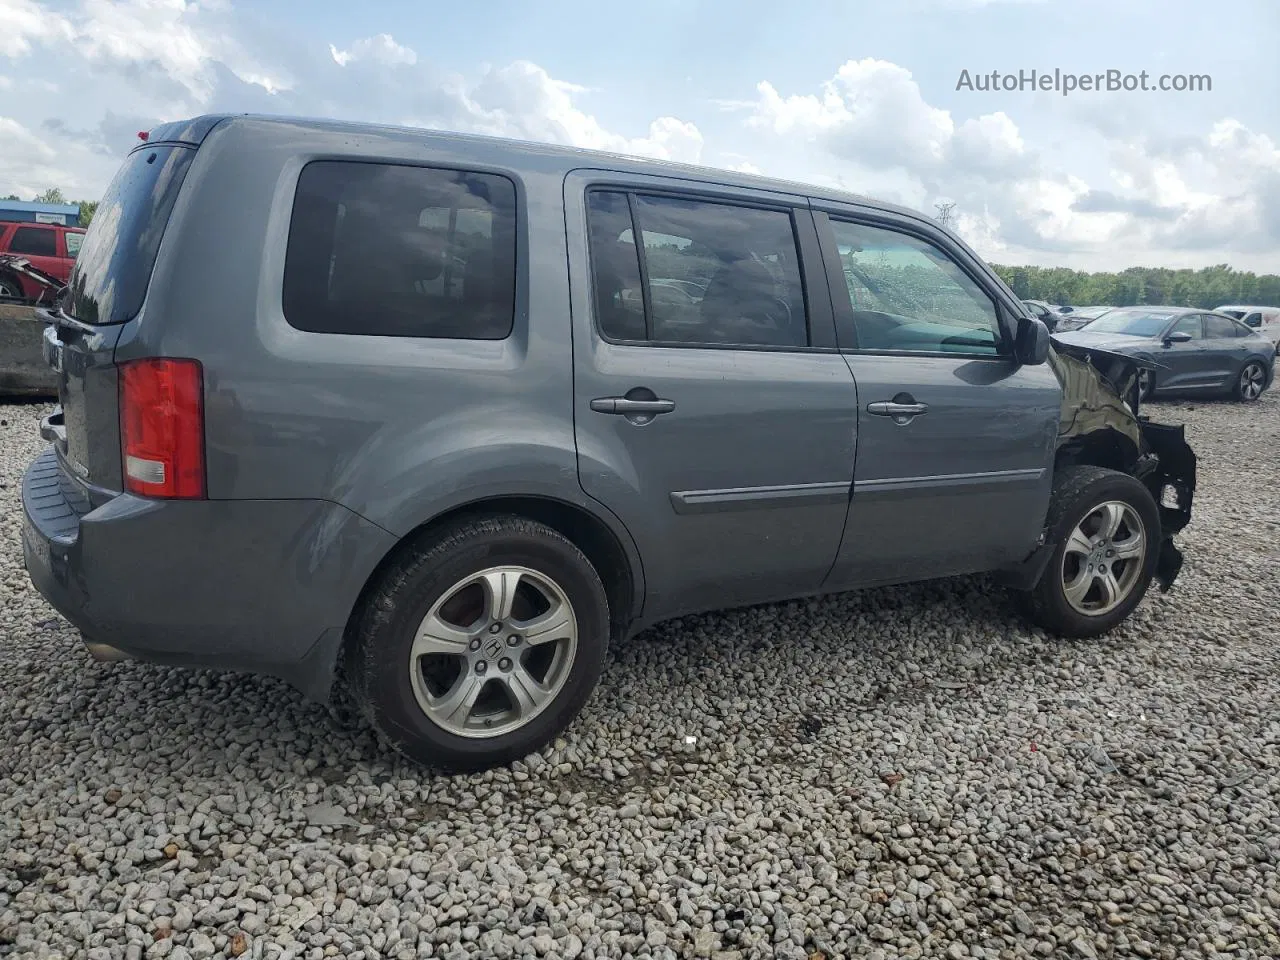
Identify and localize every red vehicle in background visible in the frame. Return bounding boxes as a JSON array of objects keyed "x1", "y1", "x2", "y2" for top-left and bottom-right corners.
[{"x1": 0, "y1": 222, "x2": 86, "y2": 302}]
